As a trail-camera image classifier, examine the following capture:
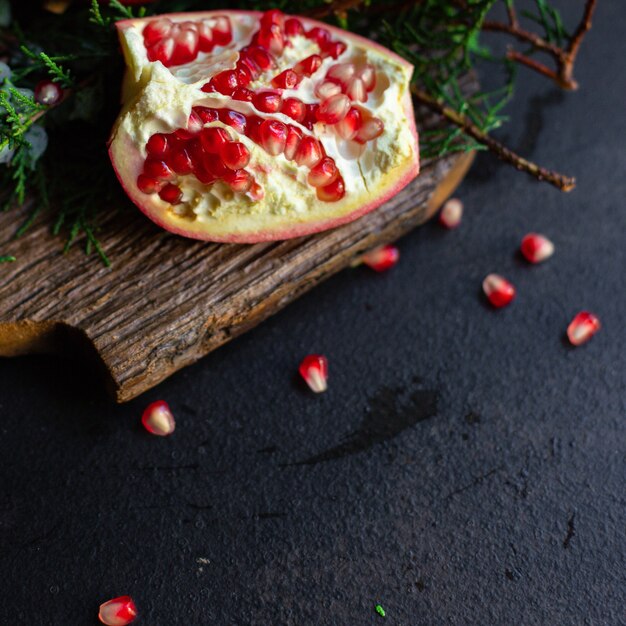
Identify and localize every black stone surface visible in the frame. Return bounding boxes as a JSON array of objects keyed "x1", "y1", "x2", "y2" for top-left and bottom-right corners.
[{"x1": 1, "y1": 3, "x2": 625, "y2": 625}]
